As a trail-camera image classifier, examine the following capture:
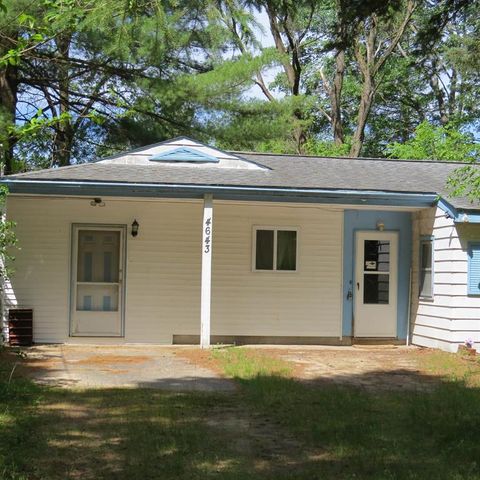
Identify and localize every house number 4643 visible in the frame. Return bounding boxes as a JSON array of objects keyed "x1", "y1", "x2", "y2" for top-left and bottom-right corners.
[{"x1": 204, "y1": 217, "x2": 212, "y2": 254}]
